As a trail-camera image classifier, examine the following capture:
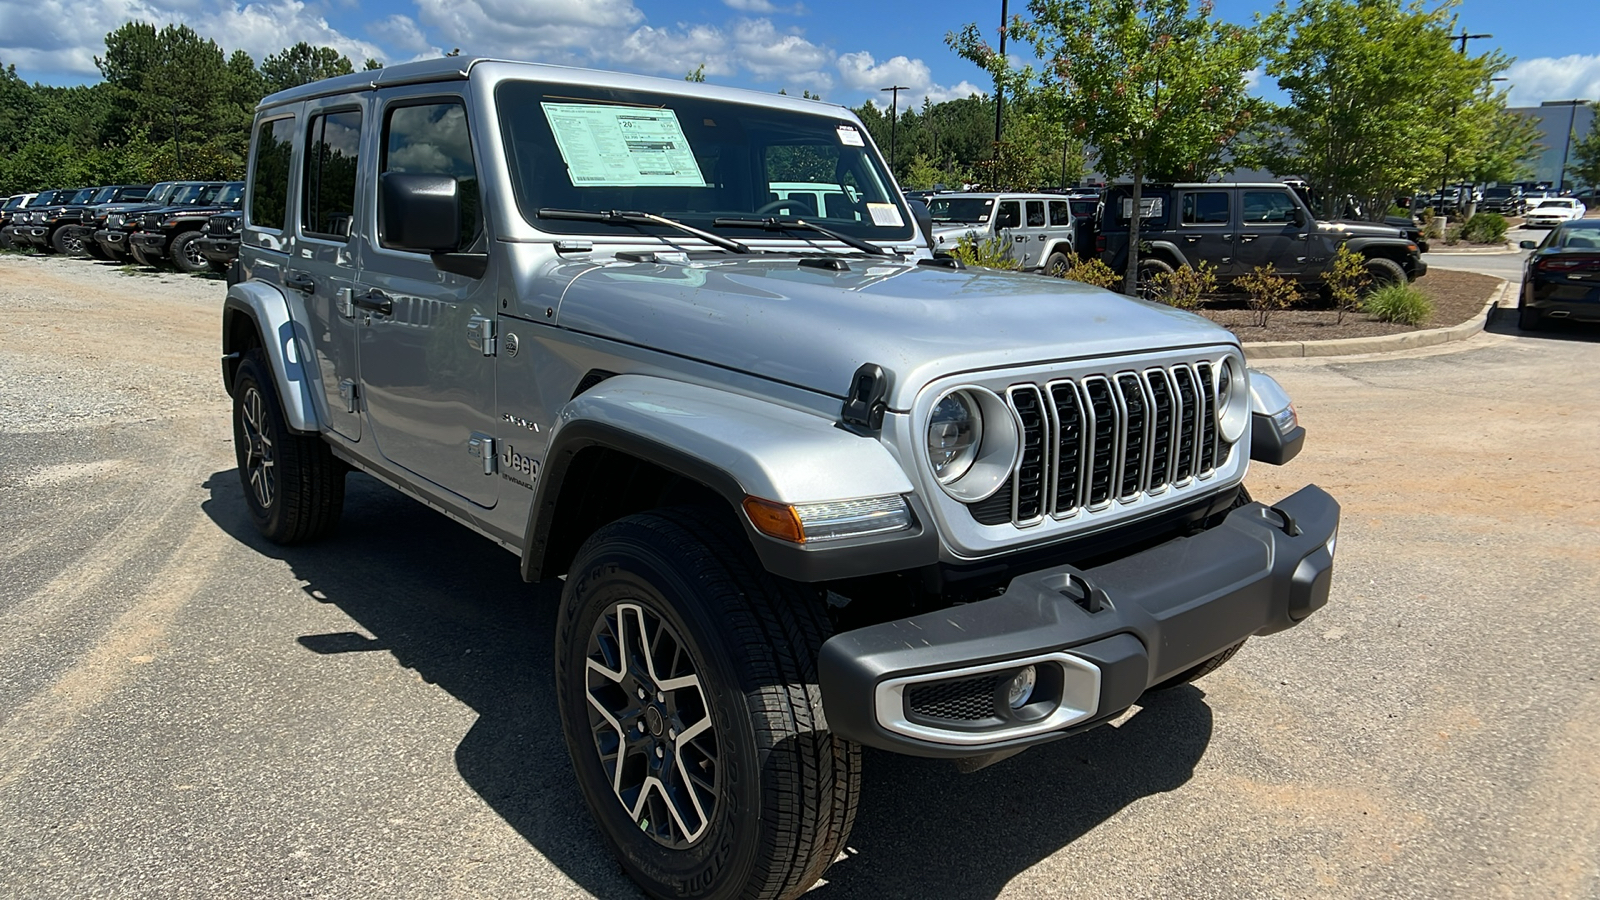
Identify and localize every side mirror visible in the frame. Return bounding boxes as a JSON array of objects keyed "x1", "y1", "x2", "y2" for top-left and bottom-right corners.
[
  {"x1": 380, "y1": 172, "x2": 460, "y2": 253},
  {"x1": 1289, "y1": 207, "x2": 1306, "y2": 227},
  {"x1": 1519, "y1": 240, "x2": 1537, "y2": 250},
  {"x1": 906, "y1": 198, "x2": 934, "y2": 248}
]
